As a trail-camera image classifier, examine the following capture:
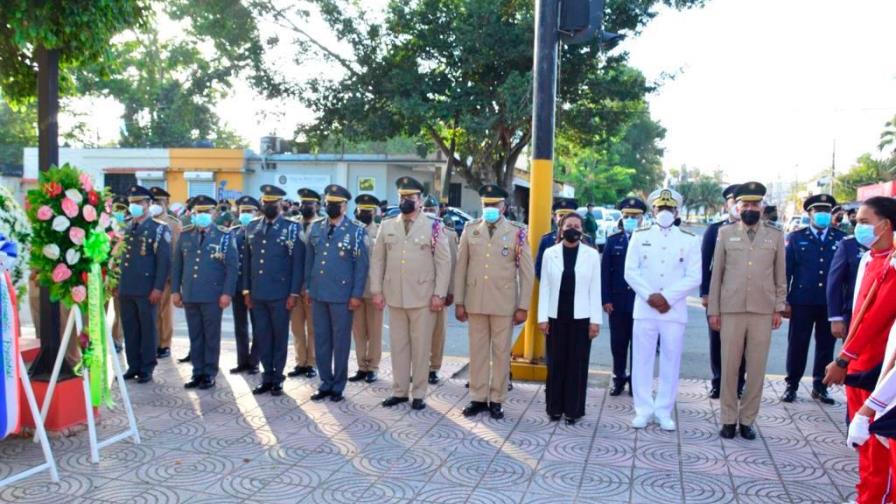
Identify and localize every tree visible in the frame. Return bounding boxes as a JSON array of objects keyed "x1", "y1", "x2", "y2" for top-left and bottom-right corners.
[
  {"x1": 879, "y1": 114, "x2": 896, "y2": 159},
  {"x1": 243, "y1": 0, "x2": 705, "y2": 194},
  {"x1": 0, "y1": 97, "x2": 36, "y2": 165},
  {"x1": 834, "y1": 153, "x2": 893, "y2": 202}
]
